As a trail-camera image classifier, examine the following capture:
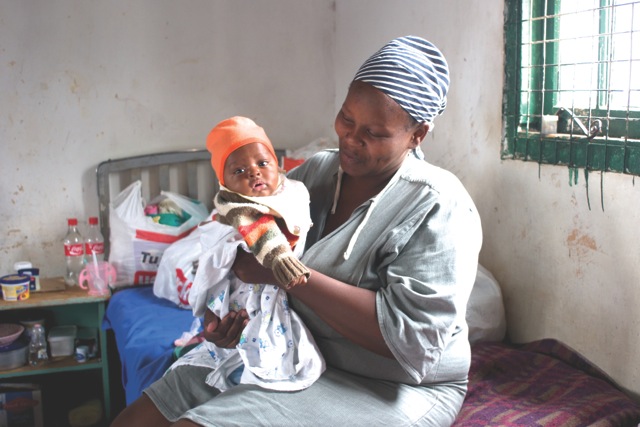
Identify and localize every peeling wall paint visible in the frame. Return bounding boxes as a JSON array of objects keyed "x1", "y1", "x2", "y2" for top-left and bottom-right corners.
[{"x1": 1, "y1": 1, "x2": 336, "y2": 277}]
